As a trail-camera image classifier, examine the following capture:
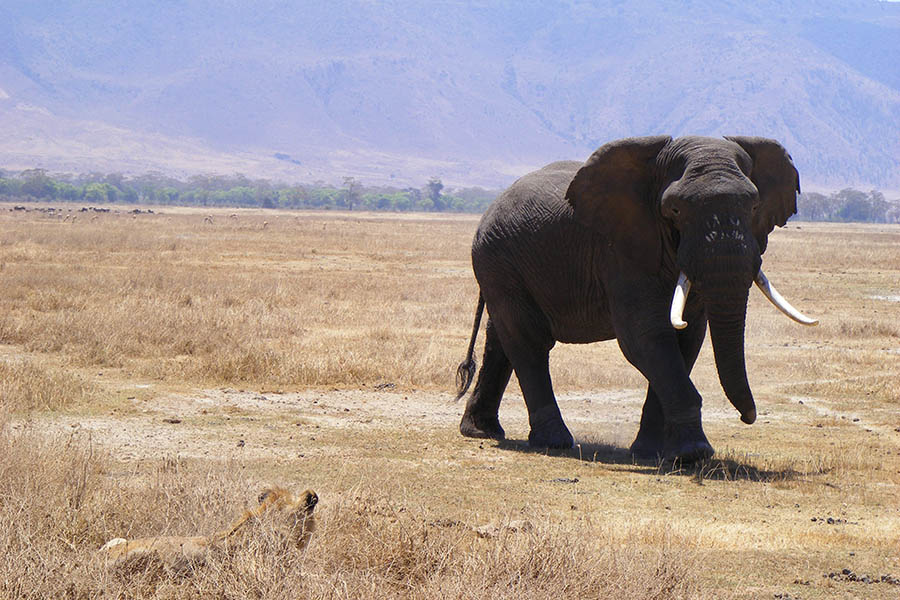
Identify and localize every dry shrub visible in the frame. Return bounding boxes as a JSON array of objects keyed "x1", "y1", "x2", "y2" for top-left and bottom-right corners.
[
  {"x1": 0, "y1": 212, "x2": 480, "y2": 390},
  {"x1": 787, "y1": 374, "x2": 900, "y2": 406},
  {"x1": 837, "y1": 319, "x2": 900, "y2": 339},
  {"x1": 301, "y1": 492, "x2": 700, "y2": 600},
  {"x1": 3, "y1": 211, "x2": 895, "y2": 398},
  {"x1": 0, "y1": 358, "x2": 99, "y2": 412},
  {"x1": 0, "y1": 419, "x2": 104, "y2": 598}
]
